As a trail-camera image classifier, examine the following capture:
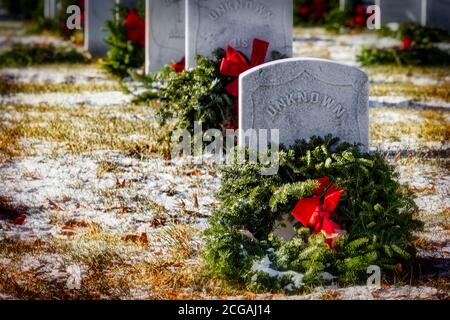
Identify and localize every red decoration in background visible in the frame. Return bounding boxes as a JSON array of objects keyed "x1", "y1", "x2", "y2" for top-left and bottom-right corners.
[
  {"x1": 125, "y1": 9, "x2": 145, "y2": 47},
  {"x1": 352, "y1": 15, "x2": 366, "y2": 27},
  {"x1": 291, "y1": 176, "x2": 346, "y2": 248},
  {"x1": 298, "y1": 6, "x2": 311, "y2": 15},
  {"x1": 402, "y1": 36, "x2": 413, "y2": 50},
  {"x1": 226, "y1": 122, "x2": 237, "y2": 131},
  {"x1": 354, "y1": 4, "x2": 366, "y2": 16},
  {"x1": 171, "y1": 57, "x2": 185, "y2": 73},
  {"x1": 311, "y1": 0, "x2": 328, "y2": 20},
  {"x1": 219, "y1": 38, "x2": 269, "y2": 121},
  {"x1": 351, "y1": 4, "x2": 368, "y2": 28}
]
